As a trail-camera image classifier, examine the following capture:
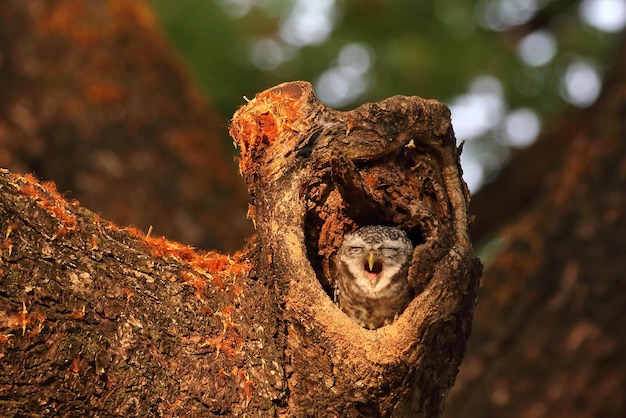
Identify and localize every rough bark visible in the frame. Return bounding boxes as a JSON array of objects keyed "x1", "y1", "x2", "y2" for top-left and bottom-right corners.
[
  {"x1": 445, "y1": 33, "x2": 626, "y2": 417},
  {"x1": 0, "y1": 82, "x2": 481, "y2": 417},
  {"x1": 0, "y1": 0, "x2": 251, "y2": 251},
  {"x1": 0, "y1": 170, "x2": 284, "y2": 416},
  {"x1": 230, "y1": 81, "x2": 481, "y2": 416}
]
